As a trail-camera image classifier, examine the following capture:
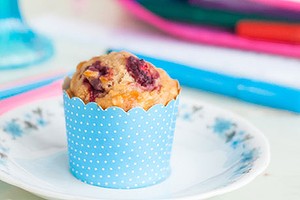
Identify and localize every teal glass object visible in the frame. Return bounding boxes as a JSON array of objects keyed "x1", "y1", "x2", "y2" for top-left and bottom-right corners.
[{"x1": 0, "y1": 0, "x2": 53, "y2": 70}]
